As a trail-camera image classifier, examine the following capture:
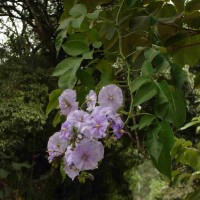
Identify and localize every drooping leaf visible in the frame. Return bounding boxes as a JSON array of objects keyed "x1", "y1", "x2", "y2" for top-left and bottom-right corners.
[
  {"x1": 130, "y1": 77, "x2": 149, "y2": 93},
  {"x1": 93, "y1": 41, "x2": 102, "y2": 49},
  {"x1": 67, "y1": 33, "x2": 89, "y2": 45},
  {"x1": 53, "y1": 57, "x2": 83, "y2": 76},
  {"x1": 86, "y1": 10, "x2": 101, "y2": 20},
  {"x1": 77, "y1": 69, "x2": 95, "y2": 89},
  {"x1": 157, "y1": 12, "x2": 183, "y2": 24},
  {"x1": 170, "y1": 63, "x2": 186, "y2": 89},
  {"x1": 141, "y1": 61, "x2": 154, "y2": 77},
  {"x1": 46, "y1": 89, "x2": 62, "y2": 115},
  {"x1": 58, "y1": 58, "x2": 83, "y2": 89},
  {"x1": 69, "y1": 4, "x2": 87, "y2": 17},
  {"x1": 62, "y1": 41, "x2": 90, "y2": 56},
  {"x1": 53, "y1": 111, "x2": 61, "y2": 127},
  {"x1": 82, "y1": 51, "x2": 93, "y2": 59},
  {"x1": 97, "y1": 60, "x2": 113, "y2": 87},
  {"x1": 147, "y1": 122, "x2": 174, "y2": 178},
  {"x1": 146, "y1": 124, "x2": 163, "y2": 163},
  {"x1": 139, "y1": 115, "x2": 155, "y2": 130},
  {"x1": 154, "y1": 81, "x2": 186, "y2": 127},
  {"x1": 55, "y1": 29, "x2": 68, "y2": 54},
  {"x1": 152, "y1": 53, "x2": 169, "y2": 72},
  {"x1": 133, "y1": 82, "x2": 158, "y2": 106},
  {"x1": 144, "y1": 48, "x2": 160, "y2": 62},
  {"x1": 172, "y1": 35, "x2": 200, "y2": 66},
  {"x1": 71, "y1": 15, "x2": 85, "y2": 29}
]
